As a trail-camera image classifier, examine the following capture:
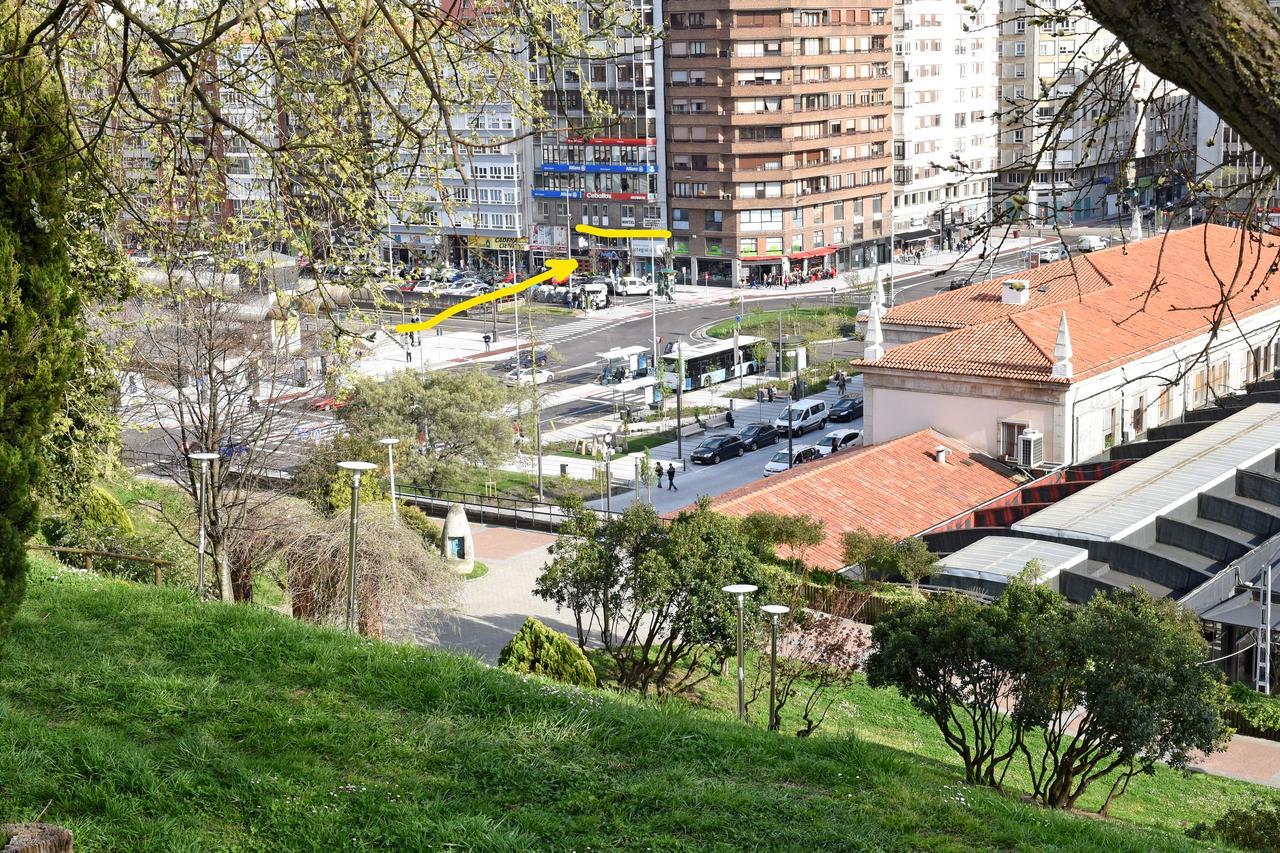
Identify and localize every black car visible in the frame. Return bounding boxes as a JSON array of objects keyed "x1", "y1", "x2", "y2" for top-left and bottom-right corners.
[
  {"x1": 828, "y1": 395, "x2": 864, "y2": 422},
  {"x1": 948, "y1": 276, "x2": 973, "y2": 290},
  {"x1": 737, "y1": 422, "x2": 780, "y2": 451},
  {"x1": 691, "y1": 434, "x2": 747, "y2": 465}
]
